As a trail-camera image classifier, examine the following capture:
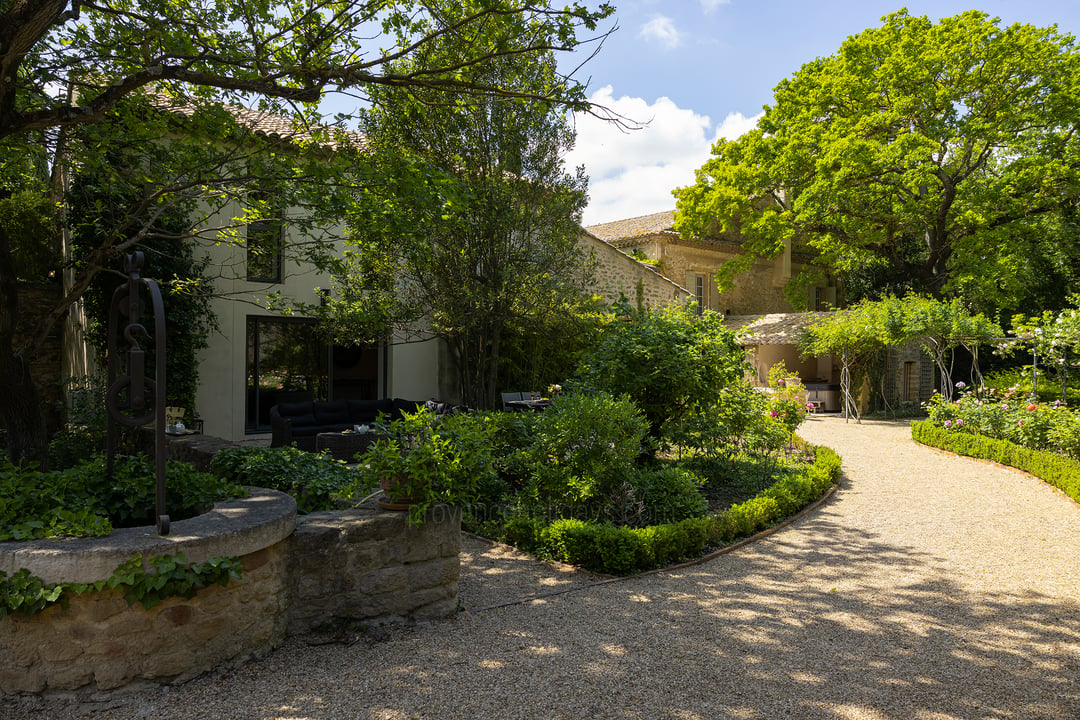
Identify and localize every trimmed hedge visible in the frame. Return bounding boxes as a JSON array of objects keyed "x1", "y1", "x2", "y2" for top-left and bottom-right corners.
[
  {"x1": 530, "y1": 444, "x2": 842, "y2": 575},
  {"x1": 911, "y1": 420, "x2": 1080, "y2": 504}
]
